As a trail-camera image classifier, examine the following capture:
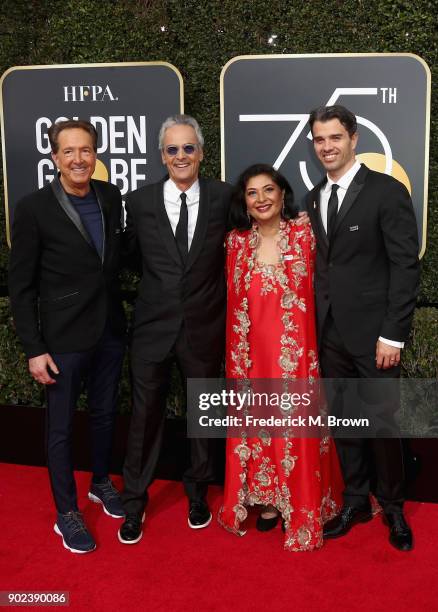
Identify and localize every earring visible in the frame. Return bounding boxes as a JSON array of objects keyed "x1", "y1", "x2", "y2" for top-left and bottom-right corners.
[
  {"x1": 281, "y1": 199, "x2": 285, "y2": 218},
  {"x1": 246, "y1": 209, "x2": 251, "y2": 223}
]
